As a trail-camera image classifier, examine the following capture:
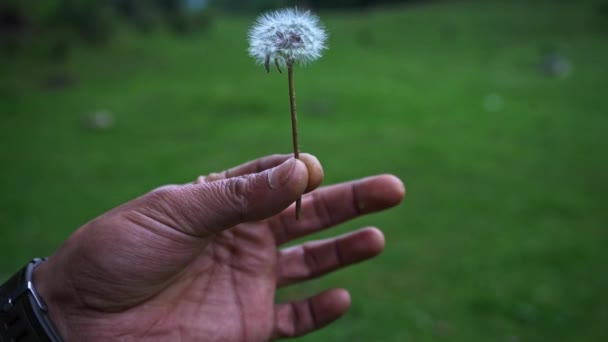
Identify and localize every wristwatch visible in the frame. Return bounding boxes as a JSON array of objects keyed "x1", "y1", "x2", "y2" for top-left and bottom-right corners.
[{"x1": 0, "y1": 259, "x2": 64, "y2": 342}]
